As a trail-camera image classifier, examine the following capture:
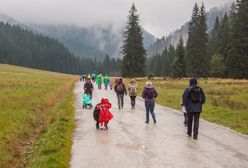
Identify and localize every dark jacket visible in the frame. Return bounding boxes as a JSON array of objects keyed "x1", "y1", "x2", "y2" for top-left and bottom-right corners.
[
  {"x1": 114, "y1": 81, "x2": 127, "y2": 95},
  {"x1": 142, "y1": 86, "x2": 158, "y2": 102},
  {"x1": 183, "y1": 86, "x2": 206, "y2": 113},
  {"x1": 84, "y1": 82, "x2": 94, "y2": 95}
]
